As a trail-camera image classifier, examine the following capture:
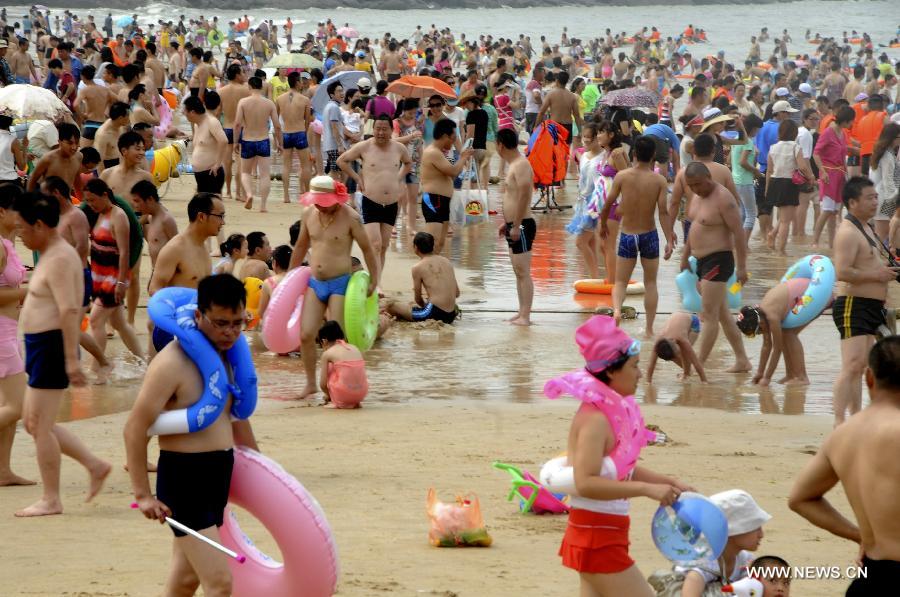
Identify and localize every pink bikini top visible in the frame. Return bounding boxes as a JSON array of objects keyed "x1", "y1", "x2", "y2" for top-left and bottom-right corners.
[
  {"x1": 544, "y1": 369, "x2": 657, "y2": 480},
  {"x1": 0, "y1": 239, "x2": 25, "y2": 288}
]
